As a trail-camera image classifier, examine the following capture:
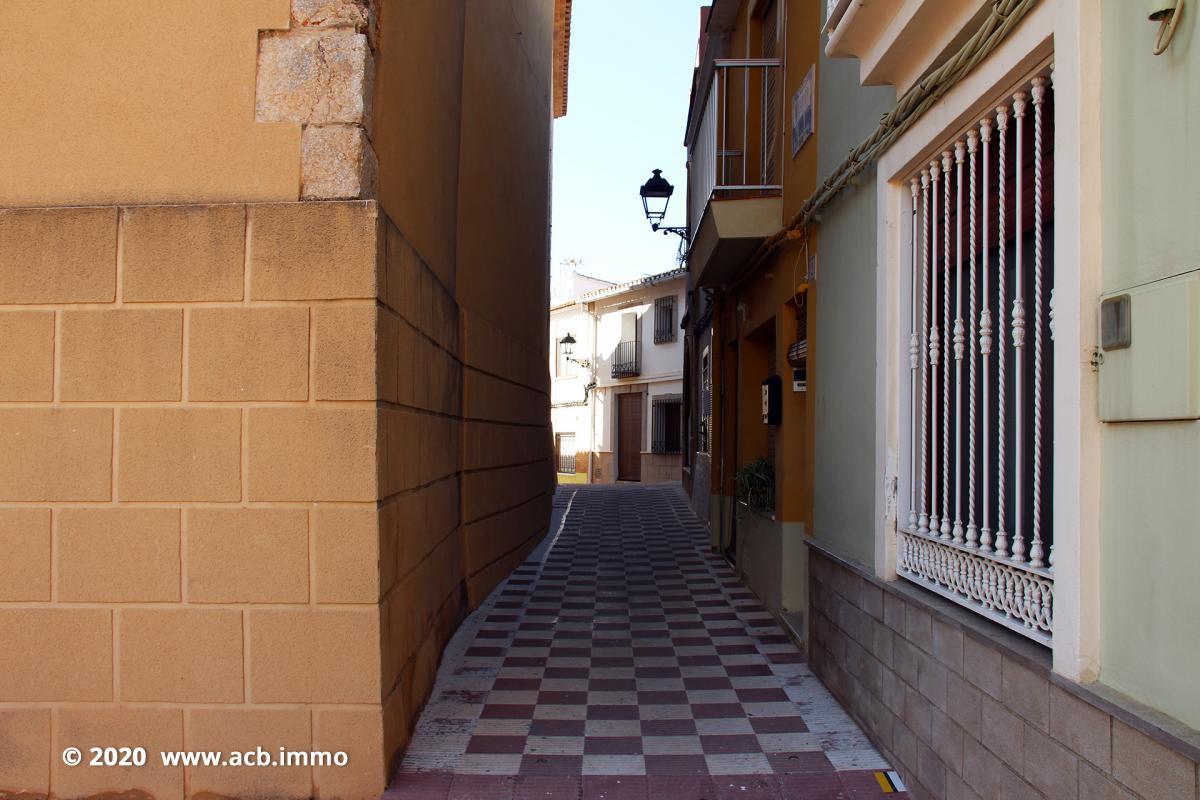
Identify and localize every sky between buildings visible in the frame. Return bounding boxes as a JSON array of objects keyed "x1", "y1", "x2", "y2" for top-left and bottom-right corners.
[{"x1": 550, "y1": 0, "x2": 709, "y2": 287}]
